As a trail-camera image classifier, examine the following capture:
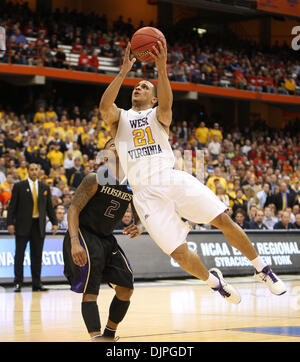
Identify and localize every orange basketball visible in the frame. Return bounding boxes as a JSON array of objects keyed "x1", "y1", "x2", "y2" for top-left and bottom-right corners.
[{"x1": 131, "y1": 27, "x2": 166, "y2": 63}]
